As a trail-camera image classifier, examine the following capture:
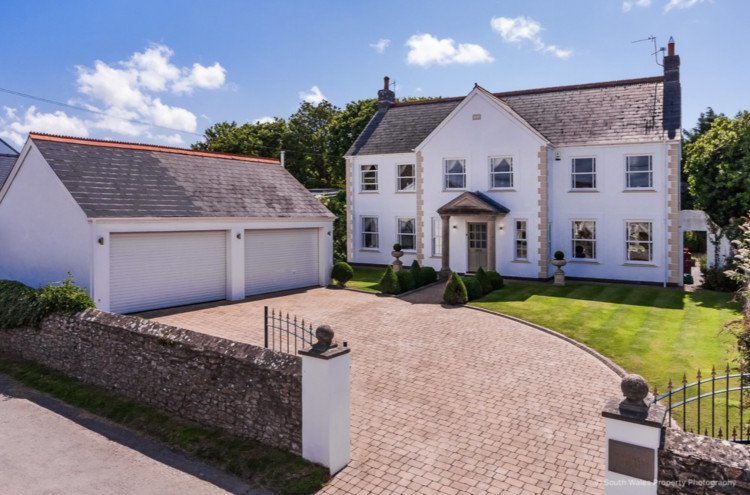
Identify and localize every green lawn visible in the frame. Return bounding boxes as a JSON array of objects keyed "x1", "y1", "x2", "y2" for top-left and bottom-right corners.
[
  {"x1": 346, "y1": 266, "x2": 384, "y2": 293},
  {"x1": 471, "y1": 283, "x2": 741, "y2": 391}
]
